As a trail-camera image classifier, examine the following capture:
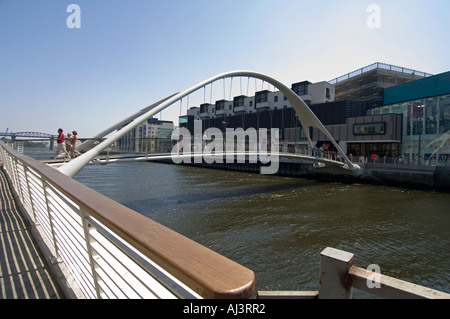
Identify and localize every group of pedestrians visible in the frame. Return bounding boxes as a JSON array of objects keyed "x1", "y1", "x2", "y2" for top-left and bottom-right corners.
[{"x1": 54, "y1": 128, "x2": 81, "y2": 159}]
